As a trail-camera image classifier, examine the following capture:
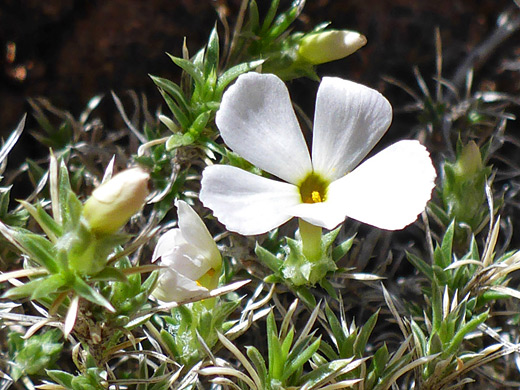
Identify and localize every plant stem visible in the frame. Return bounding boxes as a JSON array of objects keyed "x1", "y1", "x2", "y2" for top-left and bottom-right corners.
[{"x1": 298, "y1": 218, "x2": 322, "y2": 262}]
